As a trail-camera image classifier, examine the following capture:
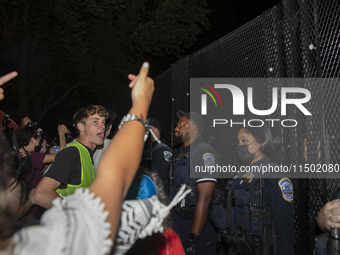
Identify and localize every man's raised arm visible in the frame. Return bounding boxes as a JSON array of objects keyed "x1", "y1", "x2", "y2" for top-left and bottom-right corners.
[{"x1": 89, "y1": 62, "x2": 154, "y2": 241}]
